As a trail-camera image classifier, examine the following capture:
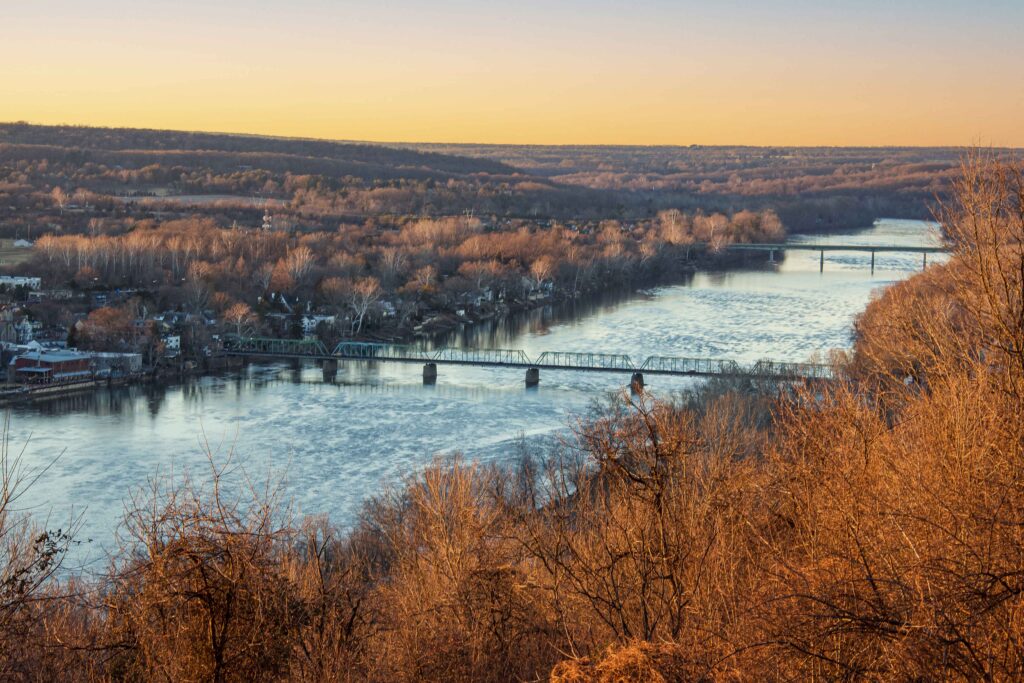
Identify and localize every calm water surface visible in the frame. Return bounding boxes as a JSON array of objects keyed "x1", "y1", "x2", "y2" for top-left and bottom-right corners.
[{"x1": 11, "y1": 219, "x2": 943, "y2": 569}]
